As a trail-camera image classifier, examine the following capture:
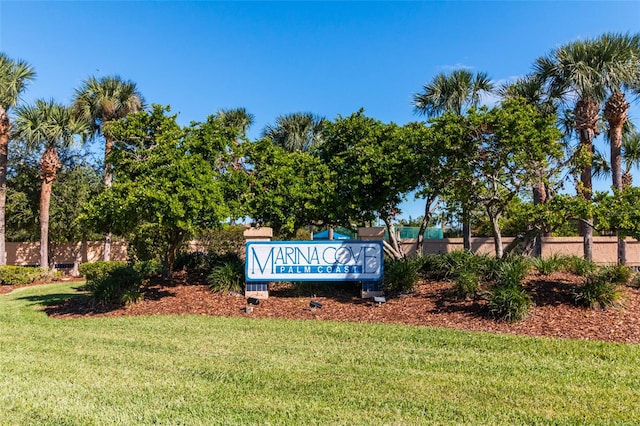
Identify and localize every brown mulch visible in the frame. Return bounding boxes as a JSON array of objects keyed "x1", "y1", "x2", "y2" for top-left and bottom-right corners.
[{"x1": 4, "y1": 272, "x2": 640, "y2": 344}]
